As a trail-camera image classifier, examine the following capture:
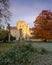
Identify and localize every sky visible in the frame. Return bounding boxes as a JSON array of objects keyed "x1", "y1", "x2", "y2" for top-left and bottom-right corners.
[{"x1": 9, "y1": 0, "x2": 52, "y2": 27}]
